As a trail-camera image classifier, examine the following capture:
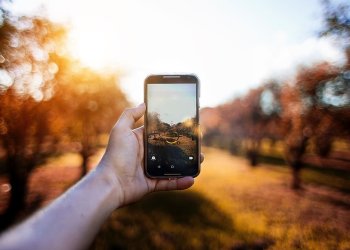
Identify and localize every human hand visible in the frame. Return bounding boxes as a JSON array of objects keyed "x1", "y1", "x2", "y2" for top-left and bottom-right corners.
[{"x1": 99, "y1": 103, "x2": 204, "y2": 207}]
